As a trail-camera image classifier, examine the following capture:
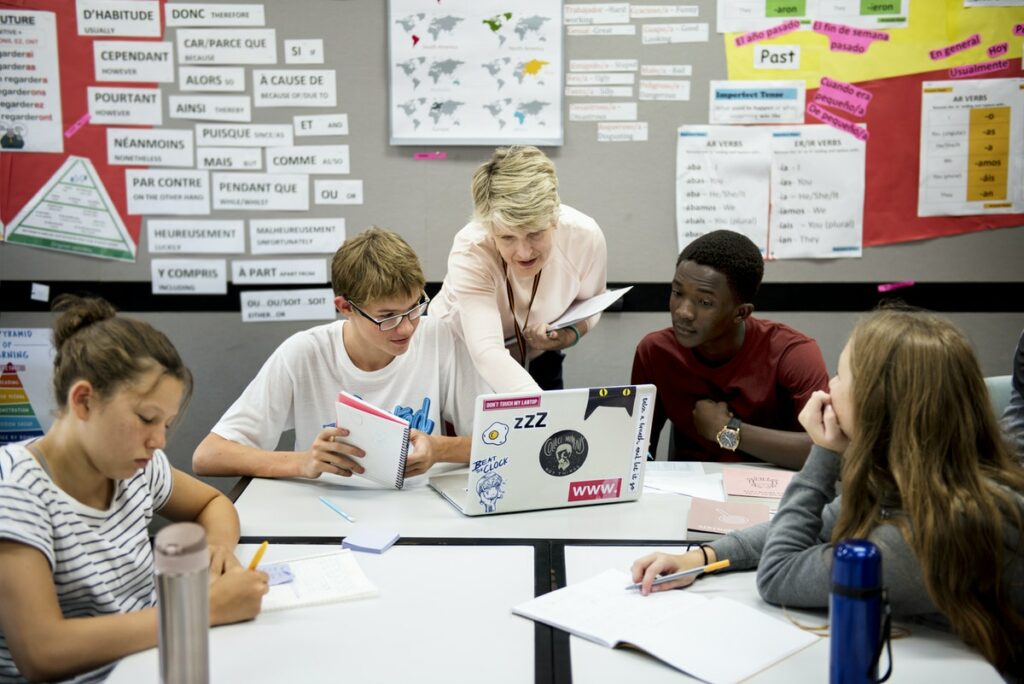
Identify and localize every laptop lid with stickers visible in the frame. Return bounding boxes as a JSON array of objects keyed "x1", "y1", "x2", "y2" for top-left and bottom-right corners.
[{"x1": 429, "y1": 385, "x2": 655, "y2": 516}]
